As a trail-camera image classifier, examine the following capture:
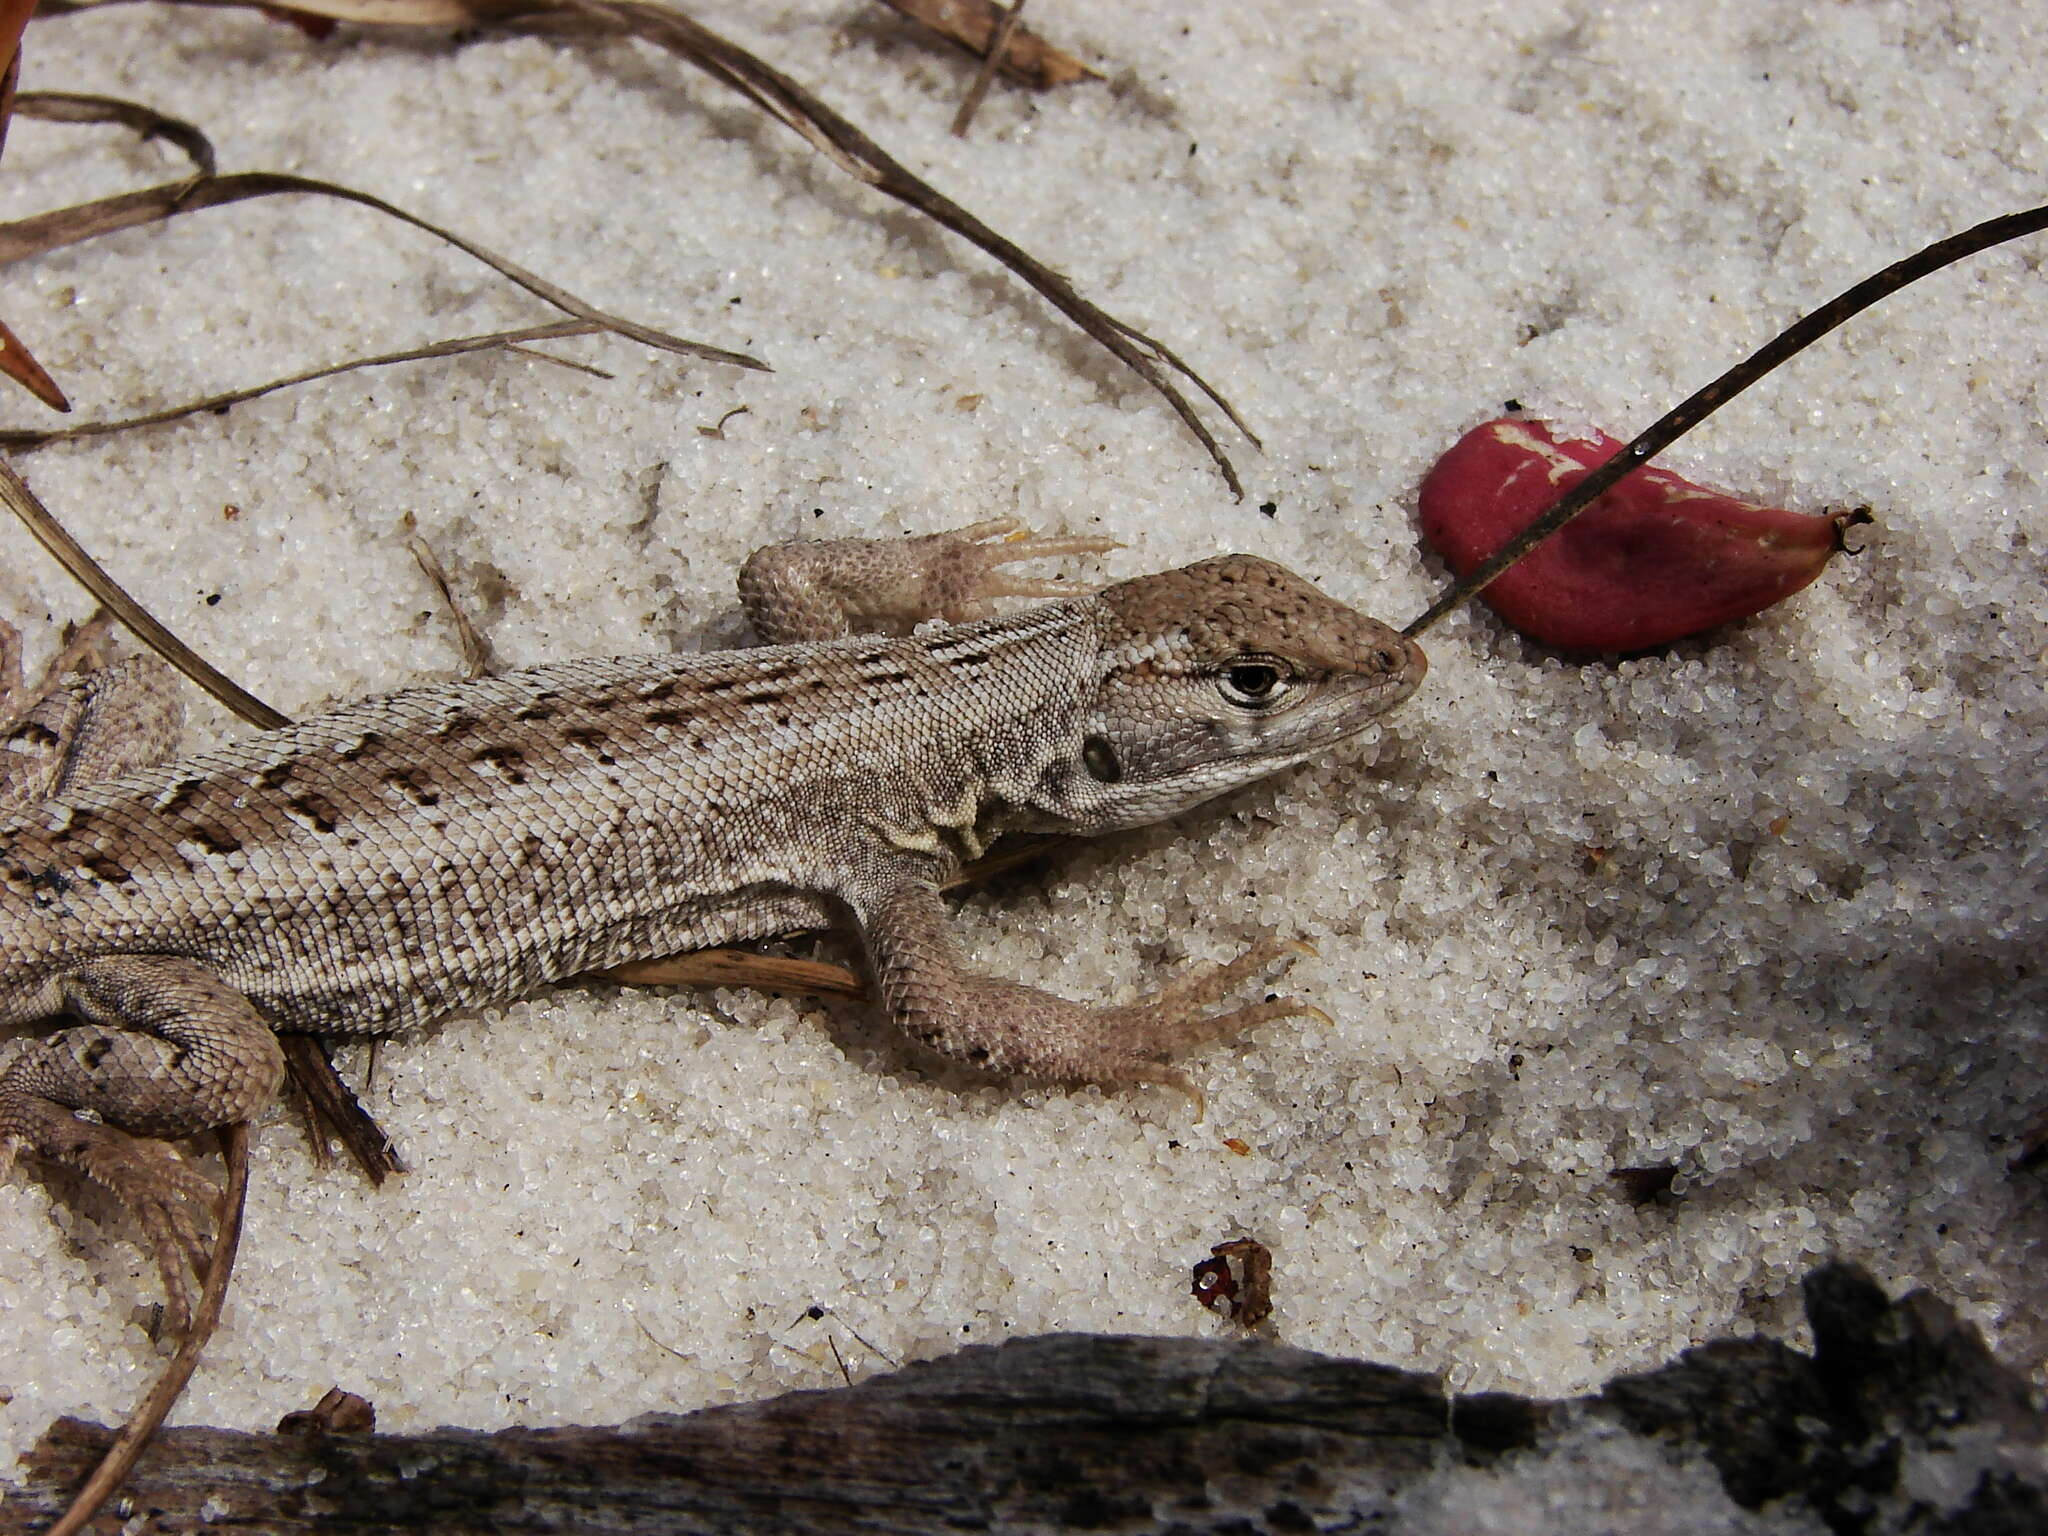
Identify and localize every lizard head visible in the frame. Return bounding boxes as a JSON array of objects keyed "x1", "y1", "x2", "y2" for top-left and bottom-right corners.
[{"x1": 1033, "y1": 555, "x2": 1426, "y2": 833}]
